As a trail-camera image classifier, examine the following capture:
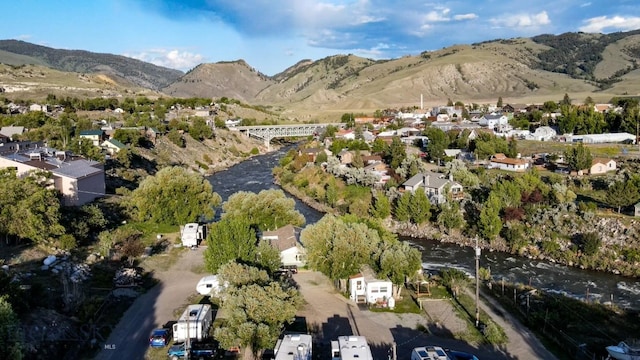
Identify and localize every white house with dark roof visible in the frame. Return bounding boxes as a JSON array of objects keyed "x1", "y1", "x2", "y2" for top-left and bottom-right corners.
[
  {"x1": 478, "y1": 114, "x2": 508, "y2": 129},
  {"x1": 489, "y1": 153, "x2": 529, "y2": 172},
  {"x1": 261, "y1": 224, "x2": 306, "y2": 268},
  {"x1": 79, "y1": 130, "x2": 105, "y2": 147},
  {"x1": 0, "y1": 146, "x2": 105, "y2": 206},
  {"x1": 348, "y1": 266, "x2": 393, "y2": 306},
  {"x1": 402, "y1": 171, "x2": 464, "y2": 204},
  {"x1": 101, "y1": 138, "x2": 126, "y2": 155}
]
